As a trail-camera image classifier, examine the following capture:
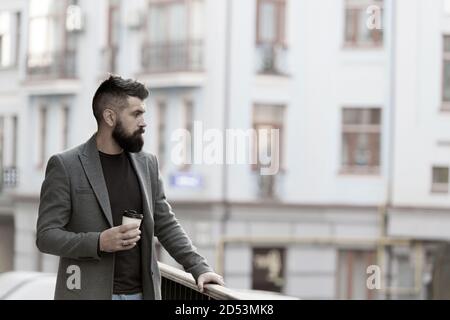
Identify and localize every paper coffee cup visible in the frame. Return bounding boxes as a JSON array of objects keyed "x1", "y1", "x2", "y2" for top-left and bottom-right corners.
[{"x1": 122, "y1": 210, "x2": 143, "y2": 228}]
